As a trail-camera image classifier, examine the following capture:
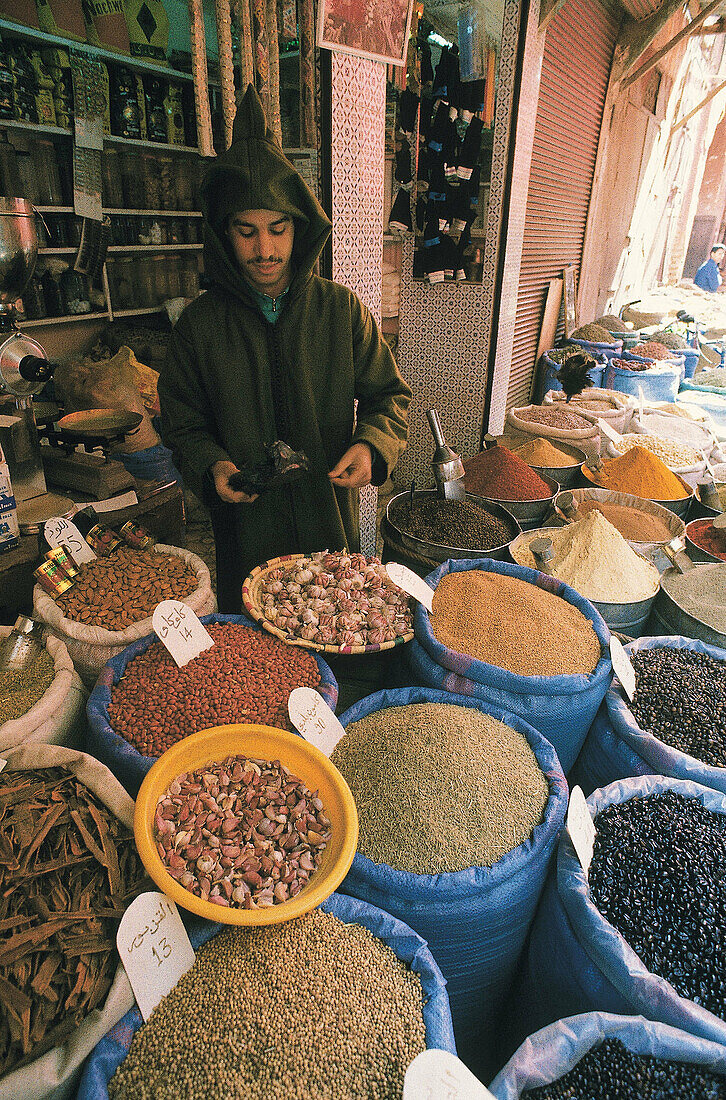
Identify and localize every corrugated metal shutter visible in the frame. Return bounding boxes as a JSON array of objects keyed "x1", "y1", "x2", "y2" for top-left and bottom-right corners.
[{"x1": 506, "y1": 0, "x2": 621, "y2": 411}]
